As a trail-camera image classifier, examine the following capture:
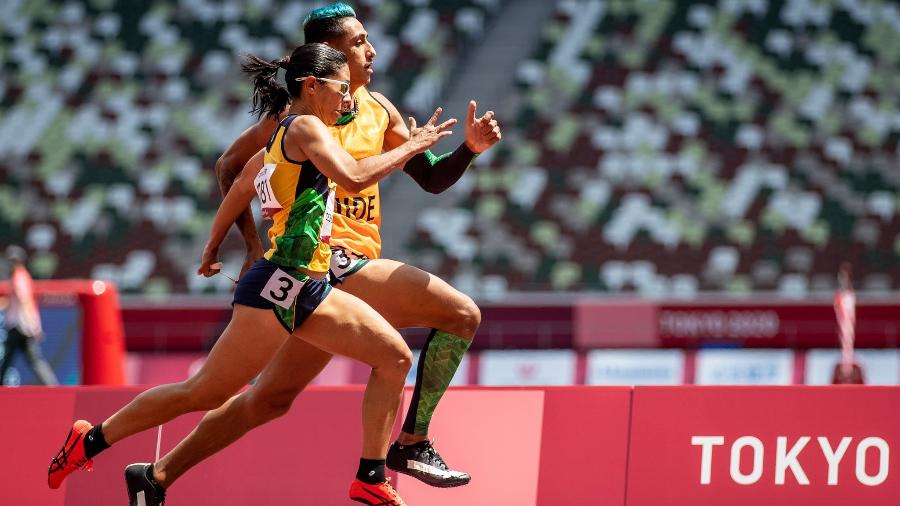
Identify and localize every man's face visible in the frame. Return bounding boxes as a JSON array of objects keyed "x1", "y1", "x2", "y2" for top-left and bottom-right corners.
[{"x1": 331, "y1": 17, "x2": 376, "y2": 89}]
